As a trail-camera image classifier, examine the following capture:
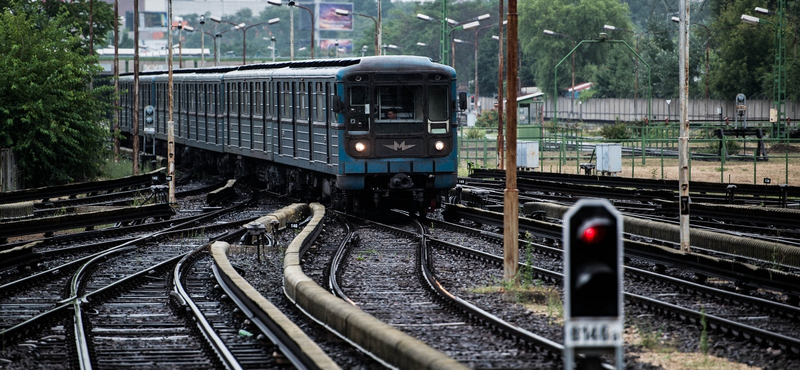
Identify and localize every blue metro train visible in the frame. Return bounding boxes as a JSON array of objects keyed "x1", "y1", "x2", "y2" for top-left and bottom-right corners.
[{"x1": 119, "y1": 56, "x2": 463, "y2": 214}]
